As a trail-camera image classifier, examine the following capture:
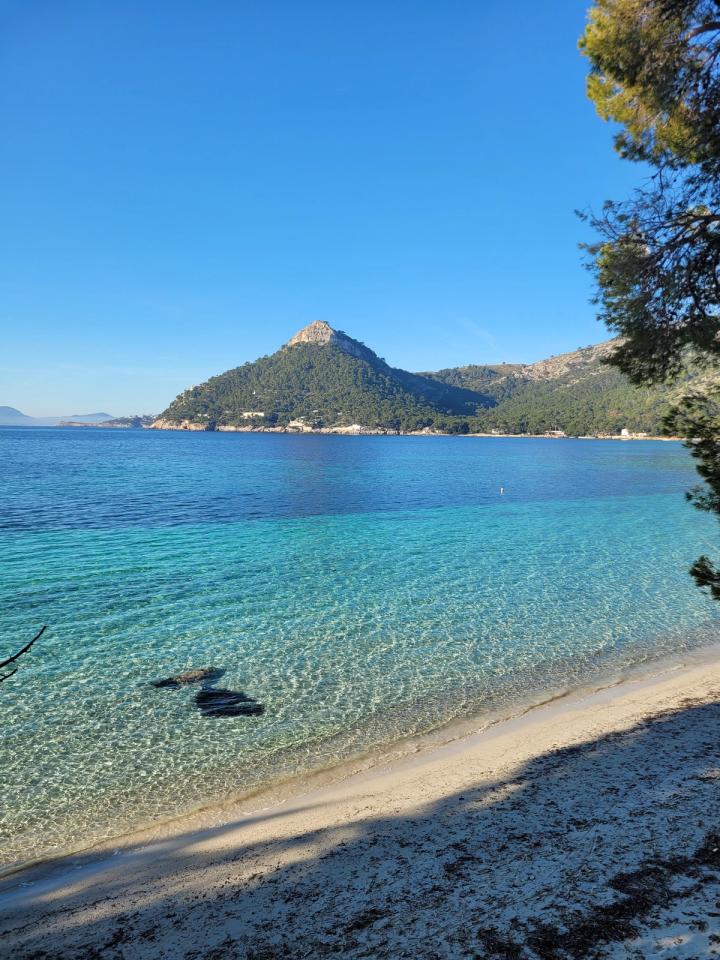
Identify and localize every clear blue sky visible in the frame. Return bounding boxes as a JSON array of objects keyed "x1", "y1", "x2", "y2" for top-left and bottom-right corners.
[{"x1": 1, "y1": 0, "x2": 642, "y2": 416}]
